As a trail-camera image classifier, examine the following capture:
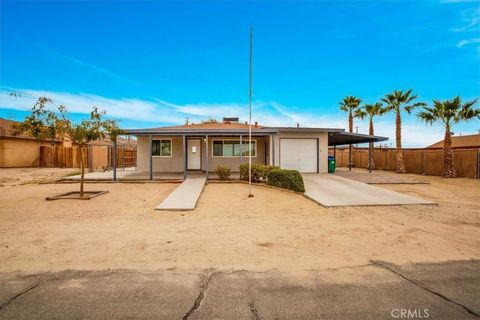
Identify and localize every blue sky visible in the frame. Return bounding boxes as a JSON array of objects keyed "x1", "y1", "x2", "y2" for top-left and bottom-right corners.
[{"x1": 1, "y1": 0, "x2": 479, "y2": 146}]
